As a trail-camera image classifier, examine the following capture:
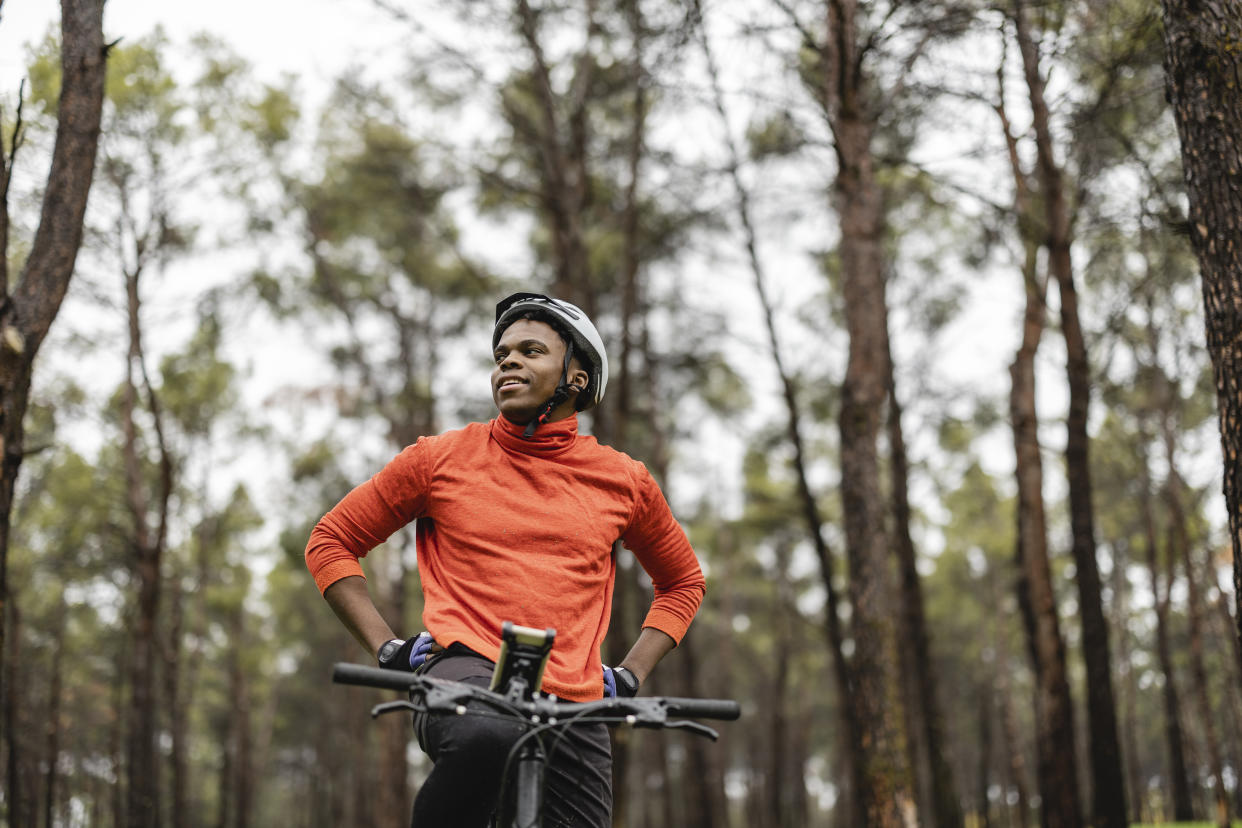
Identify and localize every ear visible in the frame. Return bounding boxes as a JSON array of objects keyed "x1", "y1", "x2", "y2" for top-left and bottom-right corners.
[{"x1": 568, "y1": 367, "x2": 589, "y2": 394}]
